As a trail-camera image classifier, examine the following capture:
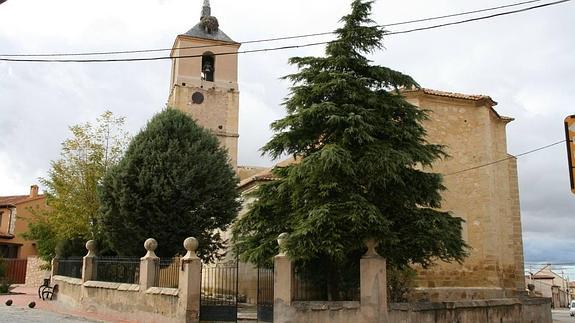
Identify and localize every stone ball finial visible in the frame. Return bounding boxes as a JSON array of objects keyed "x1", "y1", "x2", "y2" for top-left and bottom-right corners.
[
  {"x1": 183, "y1": 237, "x2": 199, "y2": 260},
  {"x1": 277, "y1": 232, "x2": 289, "y2": 256},
  {"x1": 85, "y1": 240, "x2": 96, "y2": 257},
  {"x1": 142, "y1": 238, "x2": 159, "y2": 260},
  {"x1": 144, "y1": 238, "x2": 158, "y2": 252}
]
